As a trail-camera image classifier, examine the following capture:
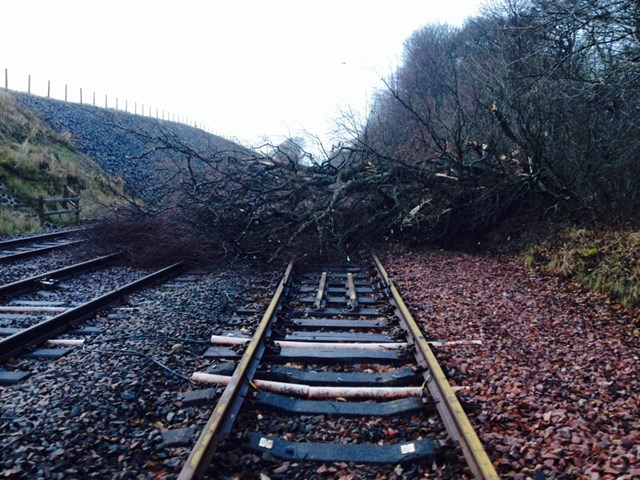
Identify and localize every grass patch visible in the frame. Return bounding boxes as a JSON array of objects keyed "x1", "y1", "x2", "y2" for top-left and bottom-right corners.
[
  {"x1": 0, "y1": 91, "x2": 128, "y2": 236},
  {"x1": 0, "y1": 209, "x2": 41, "y2": 236},
  {"x1": 526, "y1": 228, "x2": 640, "y2": 308}
]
